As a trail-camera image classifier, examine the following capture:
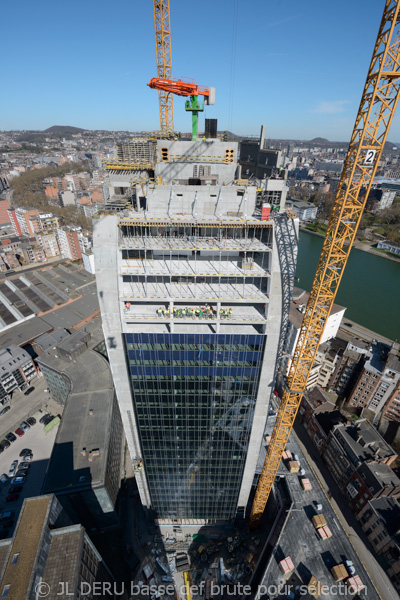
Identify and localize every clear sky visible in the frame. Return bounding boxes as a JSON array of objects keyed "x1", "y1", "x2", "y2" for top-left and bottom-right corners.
[{"x1": 2, "y1": 0, "x2": 400, "y2": 142}]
